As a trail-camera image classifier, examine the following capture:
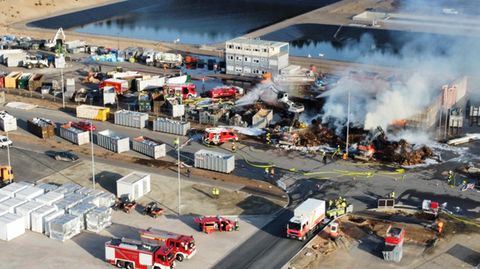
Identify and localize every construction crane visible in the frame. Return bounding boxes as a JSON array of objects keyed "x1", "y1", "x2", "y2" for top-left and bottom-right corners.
[{"x1": 44, "y1": 28, "x2": 66, "y2": 55}]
